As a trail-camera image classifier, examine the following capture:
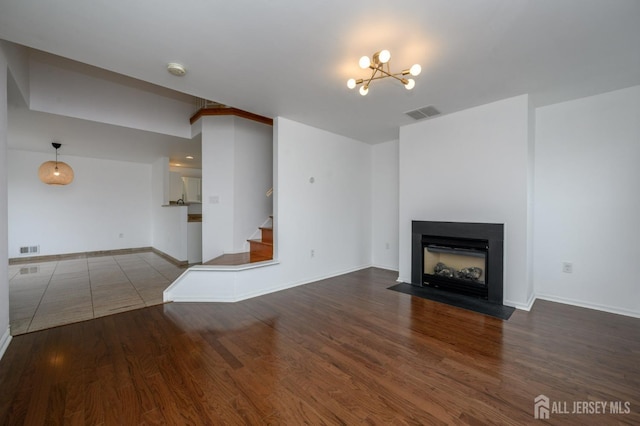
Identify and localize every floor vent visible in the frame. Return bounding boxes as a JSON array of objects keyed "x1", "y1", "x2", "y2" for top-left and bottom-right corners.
[
  {"x1": 20, "y1": 266, "x2": 40, "y2": 275},
  {"x1": 405, "y1": 105, "x2": 441, "y2": 120}
]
